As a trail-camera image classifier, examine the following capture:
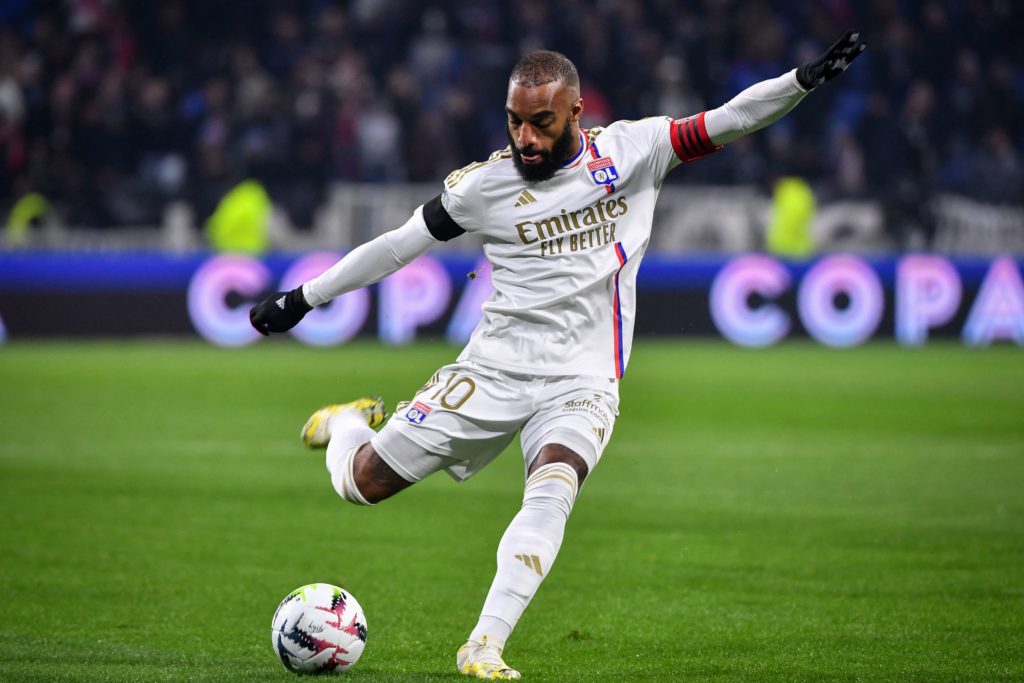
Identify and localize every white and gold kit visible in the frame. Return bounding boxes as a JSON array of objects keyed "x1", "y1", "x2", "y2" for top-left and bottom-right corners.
[
  {"x1": 300, "y1": 69, "x2": 809, "y2": 480},
  {"x1": 367, "y1": 113, "x2": 722, "y2": 481},
  {"x1": 298, "y1": 66, "x2": 817, "y2": 675},
  {"x1": 437, "y1": 115, "x2": 716, "y2": 380}
]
